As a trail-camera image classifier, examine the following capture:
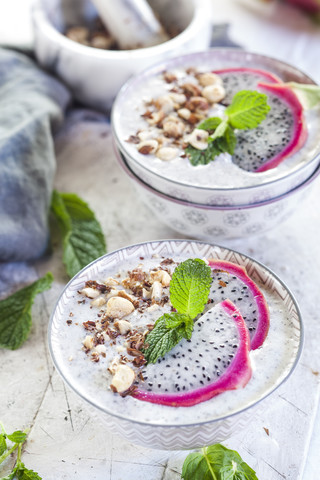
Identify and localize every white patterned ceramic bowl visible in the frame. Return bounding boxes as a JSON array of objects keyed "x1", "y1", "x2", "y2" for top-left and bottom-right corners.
[
  {"x1": 49, "y1": 240, "x2": 303, "y2": 449},
  {"x1": 112, "y1": 49, "x2": 320, "y2": 205},
  {"x1": 116, "y1": 147, "x2": 320, "y2": 240},
  {"x1": 32, "y1": 0, "x2": 212, "y2": 111}
]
